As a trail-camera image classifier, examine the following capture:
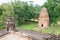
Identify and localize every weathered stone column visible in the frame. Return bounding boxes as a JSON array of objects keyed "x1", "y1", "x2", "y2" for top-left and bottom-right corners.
[
  {"x1": 38, "y1": 7, "x2": 49, "y2": 29},
  {"x1": 5, "y1": 15, "x2": 16, "y2": 31}
]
